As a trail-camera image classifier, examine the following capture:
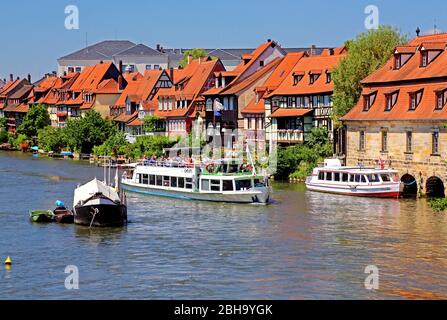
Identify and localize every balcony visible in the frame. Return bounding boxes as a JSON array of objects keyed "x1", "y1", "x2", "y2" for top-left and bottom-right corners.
[{"x1": 274, "y1": 130, "x2": 304, "y2": 143}]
